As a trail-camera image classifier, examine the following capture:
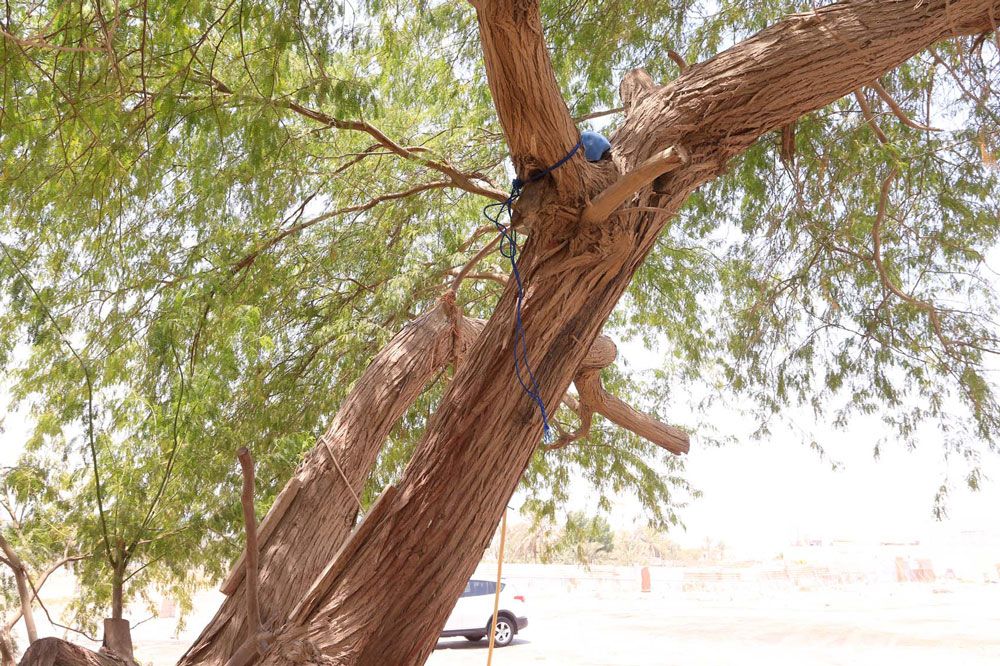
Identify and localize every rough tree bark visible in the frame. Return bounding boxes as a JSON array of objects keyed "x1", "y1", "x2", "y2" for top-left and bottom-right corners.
[
  {"x1": 0, "y1": 535, "x2": 38, "y2": 647},
  {"x1": 18, "y1": 1, "x2": 1000, "y2": 665},
  {"x1": 245, "y1": 1, "x2": 1000, "y2": 665},
  {"x1": 178, "y1": 293, "x2": 650, "y2": 666}
]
